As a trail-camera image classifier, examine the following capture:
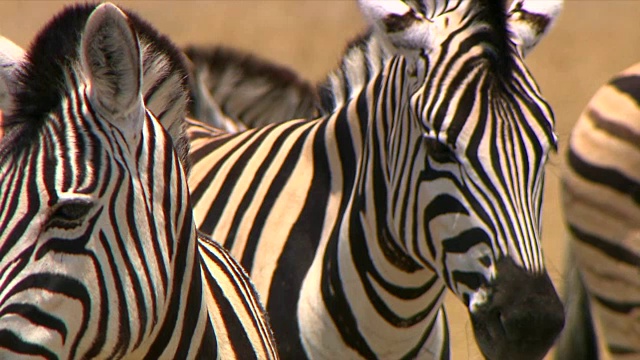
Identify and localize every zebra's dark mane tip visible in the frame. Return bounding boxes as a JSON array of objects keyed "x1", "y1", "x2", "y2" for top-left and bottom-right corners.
[
  {"x1": 317, "y1": 30, "x2": 374, "y2": 113},
  {"x1": 475, "y1": 0, "x2": 513, "y2": 79},
  {"x1": 13, "y1": 4, "x2": 95, "y2": 126},
  {"x1": 341, "y1": 30, "x2": 374, "y2": 57}
]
